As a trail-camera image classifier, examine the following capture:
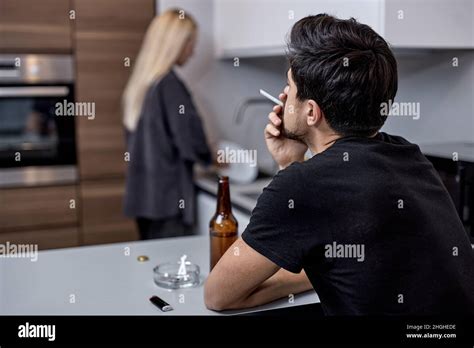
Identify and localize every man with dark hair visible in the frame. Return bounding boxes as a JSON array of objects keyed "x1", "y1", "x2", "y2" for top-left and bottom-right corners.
[{"x1": 204, "y1": 14, "x2": 474, "y2": 315}]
